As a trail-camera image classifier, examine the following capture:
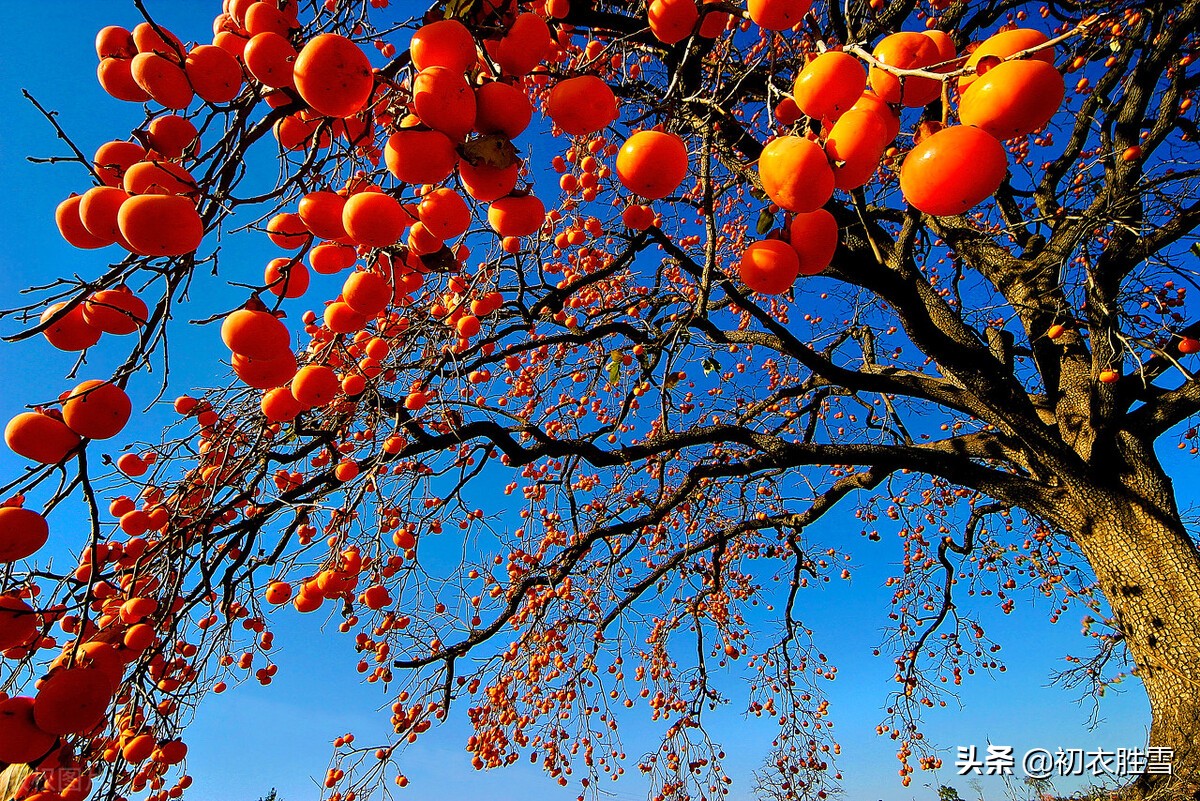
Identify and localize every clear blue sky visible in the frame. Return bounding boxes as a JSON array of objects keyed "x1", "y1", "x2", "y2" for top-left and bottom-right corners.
[{"x1": 0, "y1": 3, "x2": 1167, "y2": 801}]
